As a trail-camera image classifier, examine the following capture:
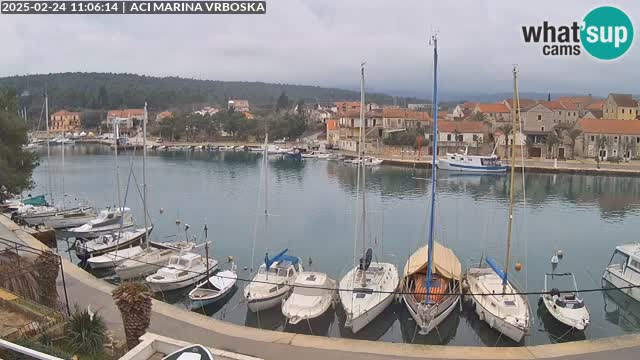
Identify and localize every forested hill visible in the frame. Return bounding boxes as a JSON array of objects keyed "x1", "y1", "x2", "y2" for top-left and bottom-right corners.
[{"x1": 0, "y1": 73, "x2": 421, "y2": 115}]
